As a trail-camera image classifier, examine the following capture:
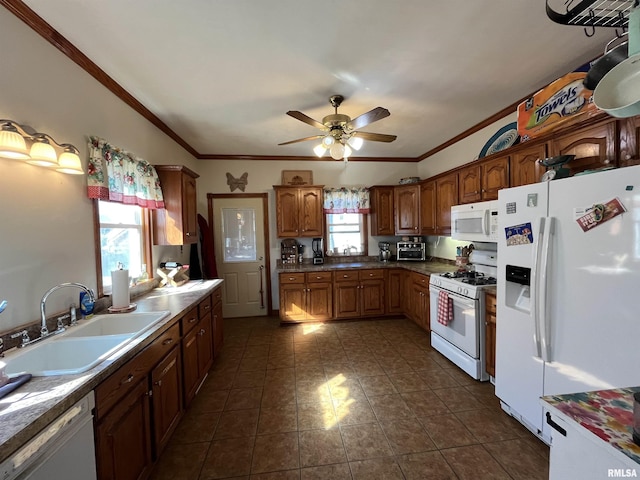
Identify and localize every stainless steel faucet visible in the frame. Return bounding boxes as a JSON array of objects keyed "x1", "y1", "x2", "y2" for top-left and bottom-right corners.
[{"x1": 40, "y1": 283, "x2": 95, "y2": 337}]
